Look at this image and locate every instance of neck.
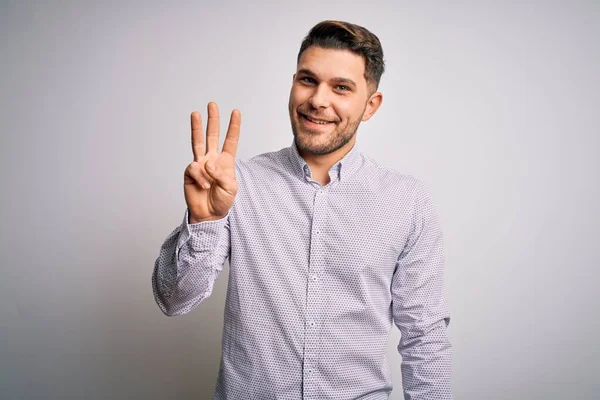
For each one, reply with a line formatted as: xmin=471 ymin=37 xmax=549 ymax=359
xmin=297 ymin=137 xmax=356 ymax=185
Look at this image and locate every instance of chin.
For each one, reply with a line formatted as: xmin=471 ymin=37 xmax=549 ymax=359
xmin=295 ymin=132 xmax=350 ymax=156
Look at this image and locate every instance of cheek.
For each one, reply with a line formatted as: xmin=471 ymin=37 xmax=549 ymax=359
xmin=290 ymin=86 xmax=306 ymax=107
xmin=333 ymin=99 xmax=360 ymax=121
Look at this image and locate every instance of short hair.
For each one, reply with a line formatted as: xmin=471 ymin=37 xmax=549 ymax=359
xmin=297 ymin=20 xmax=385 ymax=90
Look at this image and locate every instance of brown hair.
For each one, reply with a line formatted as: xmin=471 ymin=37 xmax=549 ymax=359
xmin=297 ymin=20 xmax=385 ymax=91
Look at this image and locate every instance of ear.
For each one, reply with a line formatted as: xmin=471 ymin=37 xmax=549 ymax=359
xmin=362 ymin=91 xmax=383 ymax=121
xmin=292 ymin=73 xmax=296 ymax=83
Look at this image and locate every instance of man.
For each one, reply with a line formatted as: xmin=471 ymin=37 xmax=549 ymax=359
xmin=153 ymin=20 xmax=452 ymax=400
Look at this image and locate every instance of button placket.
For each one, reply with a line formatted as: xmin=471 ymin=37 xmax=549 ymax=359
xmin=303 ymin=187 xmax=327 ymax=393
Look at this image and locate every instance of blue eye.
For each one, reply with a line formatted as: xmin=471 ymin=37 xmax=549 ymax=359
xmin=301 ymin=77 xmax=316 ymax=84
xmin=337 ymin=85 xmax=349 ymax=91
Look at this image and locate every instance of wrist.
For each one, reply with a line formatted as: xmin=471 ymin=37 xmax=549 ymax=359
xmin=188 ymin=213 xmax=225 ymax=224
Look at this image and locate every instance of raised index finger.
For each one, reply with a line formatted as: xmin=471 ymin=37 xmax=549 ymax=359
xmin=190 ymin=111 xmax=204 ymax=161
xmin=222 ymin=109 xmax=241 ymax=158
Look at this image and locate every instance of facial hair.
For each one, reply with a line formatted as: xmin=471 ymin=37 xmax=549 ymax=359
xmin=288 ymin=101 xmax=365 ymax=156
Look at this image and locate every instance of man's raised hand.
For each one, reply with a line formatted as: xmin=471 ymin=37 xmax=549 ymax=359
xmin=184 ymin=102 xmax=241 ymax=223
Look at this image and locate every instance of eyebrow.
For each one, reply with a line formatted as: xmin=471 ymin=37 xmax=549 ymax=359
xmin=297 ymin=68 xmax=357 ymax=87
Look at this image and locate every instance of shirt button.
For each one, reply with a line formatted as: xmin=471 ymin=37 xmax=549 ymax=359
xmin=309 ymin=321 xmax=316 ymax=327
xmin=312 ymin=275 xmax=318 ymax=282
xmin=316 ymin=230 xmax=320 ymax=235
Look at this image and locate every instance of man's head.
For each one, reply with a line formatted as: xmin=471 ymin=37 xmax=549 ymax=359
xmin=289 ymin=20 xmax=385 ymax=156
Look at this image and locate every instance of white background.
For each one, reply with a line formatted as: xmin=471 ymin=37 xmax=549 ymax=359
xmin=1 ymin=1 xmax=599 ymax=399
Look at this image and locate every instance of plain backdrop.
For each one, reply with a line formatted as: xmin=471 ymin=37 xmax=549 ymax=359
xmin=1 ymin=1 xmax=599 ymax=399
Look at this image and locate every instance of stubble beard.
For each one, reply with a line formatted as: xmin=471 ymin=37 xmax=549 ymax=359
xmin=289 ymin=104 xmax=363 ymax=156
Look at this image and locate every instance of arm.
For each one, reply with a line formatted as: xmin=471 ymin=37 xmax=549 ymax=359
xmin=152 ymin=103 xmax=240 ymax=316
xmin=152 ymin=208 xmax=231 ymax=316
xmin=391 ymin=180 xmax=453 ymax=399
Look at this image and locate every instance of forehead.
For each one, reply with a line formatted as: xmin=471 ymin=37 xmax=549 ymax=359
xmin=297 ymin=46 xmax=366 ymax=83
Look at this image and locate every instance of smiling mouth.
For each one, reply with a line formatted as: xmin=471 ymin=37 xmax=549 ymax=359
xmin=300 ymin=113 xmax=335 ymax=125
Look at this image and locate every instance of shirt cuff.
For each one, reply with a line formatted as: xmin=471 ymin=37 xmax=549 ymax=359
xmin=176 ymin=208 xmax=230 ymax=258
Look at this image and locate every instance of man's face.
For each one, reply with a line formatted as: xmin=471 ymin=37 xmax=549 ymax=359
xmin=288 ymin=46 xmax=381 ymax=156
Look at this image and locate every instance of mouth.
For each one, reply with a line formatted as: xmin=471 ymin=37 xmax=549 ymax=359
xmin=299 ymin=112 xmax=336 ymax=128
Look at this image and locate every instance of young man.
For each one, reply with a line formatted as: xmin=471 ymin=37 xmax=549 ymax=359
xmin=153 ymin=20 xmax=452 ymax=400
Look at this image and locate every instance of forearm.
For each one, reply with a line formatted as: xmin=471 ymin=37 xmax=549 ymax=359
xmin=399 ymin=318 xmax=453 ymax=399
xmin=152 ymin=209 xmax=230 ymax=316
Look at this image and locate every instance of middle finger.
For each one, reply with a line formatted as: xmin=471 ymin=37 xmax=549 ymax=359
xmin=206 ymin=102 xmax=220 ymax=153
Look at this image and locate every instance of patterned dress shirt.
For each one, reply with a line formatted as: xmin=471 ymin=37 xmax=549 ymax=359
xmin=152 ymin=139 xmax=453 ymax=399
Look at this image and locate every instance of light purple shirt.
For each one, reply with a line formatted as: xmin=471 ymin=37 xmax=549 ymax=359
xmin=153 ymin=140 xmax=453 ymax=399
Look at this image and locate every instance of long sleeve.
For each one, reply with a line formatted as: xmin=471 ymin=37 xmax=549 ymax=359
xmin=391 ymin=180 xmax=453 ymax=399
xmin=152 ymin=208 xmax=231 ymax=316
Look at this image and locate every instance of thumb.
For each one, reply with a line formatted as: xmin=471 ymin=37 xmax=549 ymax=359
xmin=205 ymin=160 xmax=234 ymax=188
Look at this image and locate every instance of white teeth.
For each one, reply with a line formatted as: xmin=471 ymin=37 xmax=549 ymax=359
xmin=305 ymin=116 xmax=330 ymax=125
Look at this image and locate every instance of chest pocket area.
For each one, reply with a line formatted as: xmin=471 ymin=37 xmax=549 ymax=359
xmin=319 ymin=213 xmax=404 ymax=280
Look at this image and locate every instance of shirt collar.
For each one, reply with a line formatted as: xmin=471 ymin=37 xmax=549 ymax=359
xmin=287 ymin=138 xmax=362 ymax=182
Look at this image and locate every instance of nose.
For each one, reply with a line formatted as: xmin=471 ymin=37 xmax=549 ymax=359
xmin=308 ymin=83 xmax=331 ymax=109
